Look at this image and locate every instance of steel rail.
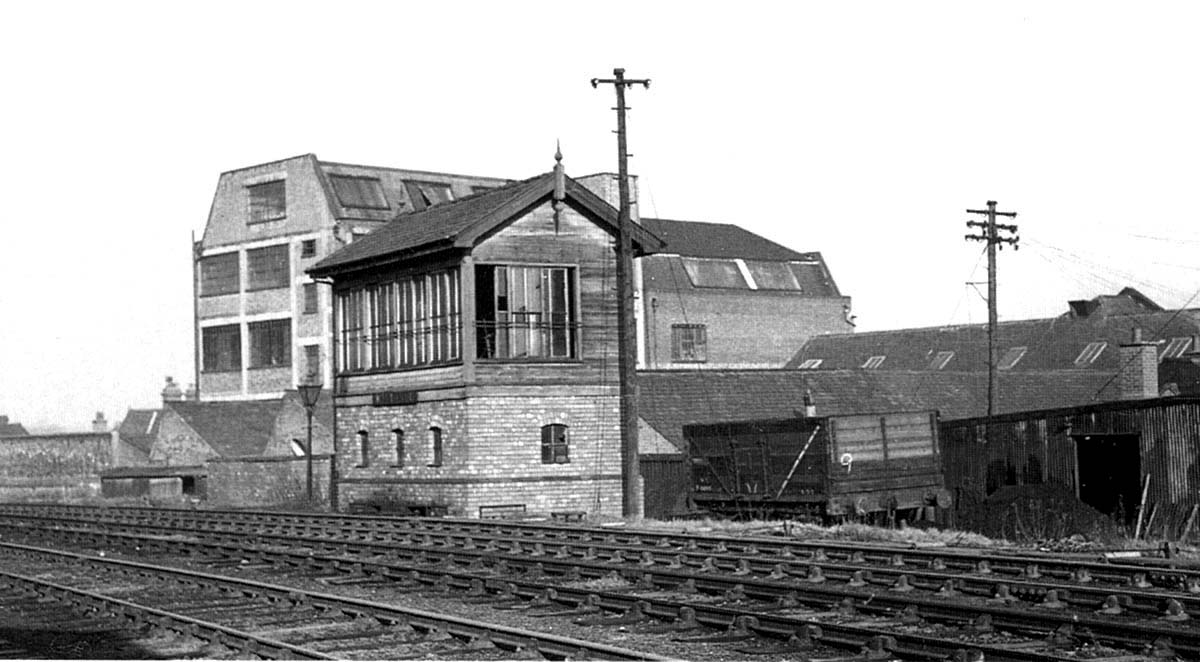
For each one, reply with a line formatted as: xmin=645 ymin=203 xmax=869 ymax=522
xmin=2 ymin=521 xmax=1178 ymax=661
xmin=0 ymin=569 xmax=334 ymax=659
xmin=3 ymin=509 xmax=1197 ymax=620
xmin=0 ymin=540 xmax=674 ymax=661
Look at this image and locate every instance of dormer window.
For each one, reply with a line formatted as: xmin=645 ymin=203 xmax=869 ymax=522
xmin=862 ymin=355 xmax=885 ymax=369
xmin=928 ymin=351 xmax=954 ymax=370
xmin=998 ymin=346 xmax=1027 ymax=370
xmin=248 ymin=180 xmax=286 ymax=223
xmin=681 ymin=258 xmax=748 ymax=289
xmin=1075 ymin=341 xmax=1107 ymax=365
xmin=1161 ymin=337 xmax=1192 ymax=361
xmin=330 ymin=175 xmax=388 ymax=210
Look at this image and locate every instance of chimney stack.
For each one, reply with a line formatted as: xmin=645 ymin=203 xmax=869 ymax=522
xmin=803 ymin=389 xmax=817 ymax=418
xmin=91 ymin=412 xmax=108 ymax=432
xmin=1118 ymin=328 xmax=1158 ymax=400
xmin=161 ymin=376 xmax=183 ymax=403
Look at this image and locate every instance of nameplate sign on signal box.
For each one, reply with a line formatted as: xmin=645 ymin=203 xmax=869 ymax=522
xmin=372 ymin=391 xmax=418 ymax=406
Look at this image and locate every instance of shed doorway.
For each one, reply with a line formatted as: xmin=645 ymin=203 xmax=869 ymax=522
xmin=1074 ymin=433 xmax=1141 ymax=524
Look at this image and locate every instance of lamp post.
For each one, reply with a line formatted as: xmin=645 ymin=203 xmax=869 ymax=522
xmin=297 ymin=379 xmax=323 ymax=504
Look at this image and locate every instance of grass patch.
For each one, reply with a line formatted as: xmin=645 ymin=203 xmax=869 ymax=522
xmin=625 ymin=517 xmax=997 ymax=548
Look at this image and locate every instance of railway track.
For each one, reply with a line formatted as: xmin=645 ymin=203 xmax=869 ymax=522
xmin=0 ymin=541 xmax=670 ymax=660
xmin=0 ymin=503 xmax=1192 ymax=660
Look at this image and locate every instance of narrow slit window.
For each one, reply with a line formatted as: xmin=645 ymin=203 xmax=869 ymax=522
xmin=357 ymin=430 xmax=369 ymax=467
xmin=392 ymin=429 xmax=405 ymax=467
xmin=429 ymin=427 xmax=443 ymax=467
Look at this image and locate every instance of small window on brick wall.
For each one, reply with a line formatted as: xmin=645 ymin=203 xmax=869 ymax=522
xmin=301 ymin=239 xmax=317 ymax=258
xmin=671 ymin=324 xmax=707 ymax=363
xmin=392 ymin=429 xmax=404 ymax=467
xmin=357 ymin=430 xmax=369 ymax=467
xmin=429 ymin=427 xmax=443 ymax=467
xmin=303 ymin=282 xmax=319 ymax=314
xmin=541 ymin=424 xmax=569 ymax=464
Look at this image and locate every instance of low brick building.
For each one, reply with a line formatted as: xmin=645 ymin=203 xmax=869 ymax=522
xmin=309 ymin=160 xmax=664 ymax=517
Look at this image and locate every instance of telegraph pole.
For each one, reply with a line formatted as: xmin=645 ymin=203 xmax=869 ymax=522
xmin=965 ymin=201 xmax=1019 ymax=422
xmin=592 ymin=68 xmax=650 ymax=518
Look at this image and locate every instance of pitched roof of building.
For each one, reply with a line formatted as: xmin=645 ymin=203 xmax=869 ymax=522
xmin=639 ymin=218 xmax=811 ymax=261
xmin=309 ymin=173 xmax=665 ymax=277
xmin=0 ymin=415 xmax=28 ymax=437
xmin=787 ymin=289 xmax=1200 ymax=372
xmin=167 ymin=400 xmax=283 ymax=458
xmin=117 ymin=409 xmax=161 ymax=453
xmin=638 ymin=369 xmax=1118 ymax=451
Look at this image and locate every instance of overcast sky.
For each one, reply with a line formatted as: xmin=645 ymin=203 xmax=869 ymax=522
xmin=3 ymin=2 xmax=1199 ymax=432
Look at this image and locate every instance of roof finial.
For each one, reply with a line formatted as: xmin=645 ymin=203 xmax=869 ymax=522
xmin=552 ymin=140 xmax=565 ymax=234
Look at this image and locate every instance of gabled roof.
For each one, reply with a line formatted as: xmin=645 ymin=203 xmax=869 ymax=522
xmin=640 ymin=218 xmax=810 ymax=261
xmin=309 ymin=173 xmax=665 ymax=277
xmin=0 ymin=418 xmax=28 ymax=436
xmin=167 ymin=400 xmax=283 ymax=458
xmin=117 ymin=409 xmax=161 ymax=453
xmin=788 ymin=290 xmax=1200 ymax=372
xmin=638 ymin=369 xmax=1118 ymax=451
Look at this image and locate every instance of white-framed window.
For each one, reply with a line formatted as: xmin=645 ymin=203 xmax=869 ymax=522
xmin=541 ymin=424 xmax=569 ymax=464
xmin=1075 ymin=341 xmax=1107 ymax=365
xmin=337 ymin=269 xmax=462 ymax=373
xmin=998 ymin=346 xmax=1027 ymax=370
xmin=928 ymin=351 xmax=954 ymax=370
xmin=1161 ymin=337 xmax=1192 ymax=361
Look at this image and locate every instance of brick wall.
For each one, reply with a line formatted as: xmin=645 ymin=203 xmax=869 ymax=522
xmin=0 ymin=433 xmax=114 ymax=501
xmin=332 ymin=389 xmax=624 ymax=517
xmin=206 ymin=455 xmax=332 ymax=507
xmin=645 ymin=288 xmax=851 ymax=368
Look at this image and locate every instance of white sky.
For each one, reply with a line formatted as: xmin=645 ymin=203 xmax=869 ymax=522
xmin=3 ymin=1 xmax=1200 ymax=432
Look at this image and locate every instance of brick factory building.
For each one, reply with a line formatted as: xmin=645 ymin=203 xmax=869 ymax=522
xmin=194 ymin=154 xmax=511 ymax=401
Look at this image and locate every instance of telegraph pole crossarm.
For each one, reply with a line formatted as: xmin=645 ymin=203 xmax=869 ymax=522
xmin=592 ymin=68 xmax=650 ymax=518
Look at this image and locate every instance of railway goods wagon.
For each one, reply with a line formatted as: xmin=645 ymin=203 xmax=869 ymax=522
xmin=684 ymin=411 xmax=951 ymax=521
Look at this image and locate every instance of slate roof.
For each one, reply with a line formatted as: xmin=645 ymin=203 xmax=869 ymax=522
xmin=309 ymin=173 xmax=665 ymax=277
xmin=100 ymin=465 xmax=206 ymax=479
xmin=638 ymin=369 xmax=1118 ymax=451
xmin=167 ymin=400 xmax=283 ymax=458
xmin=0 ymin=416 xmax=28 ymax=437
xmin=639 ymin=218 xmax=811 ymax=261
xmin=117 ymin=409 xmax=161 ymax=454
xmin=787 ymin=289 xmax=1200 ymax=372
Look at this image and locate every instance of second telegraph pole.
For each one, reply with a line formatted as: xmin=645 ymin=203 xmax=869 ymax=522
xmin=965 ymin=201 xmax=1019 ymax=422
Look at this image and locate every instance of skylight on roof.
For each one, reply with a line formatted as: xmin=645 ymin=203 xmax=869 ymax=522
xmin=744 ymin=261 xmax=801 ymax=290
xmin=1074 ymin=341 xmax=1107 ymax=365
xmin=862 ymin=355 xmax=885 ymax=369
xmin=415 ymin=182 xmax=454 ymax=206
xmin=998 ymin=346 xmax=1027 ymax=370
xmin=330 ymin=175 xmax=388 ymax=210
xmin=928 ymin=351 xmax=954 ymax=370
xmin=797 ymin=359 xmax=823 ymax=370
xmin=681 ymin=258 xmax=748 ymax=289
xmin=1161 ymin=336 xmax=1192 ymax=361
